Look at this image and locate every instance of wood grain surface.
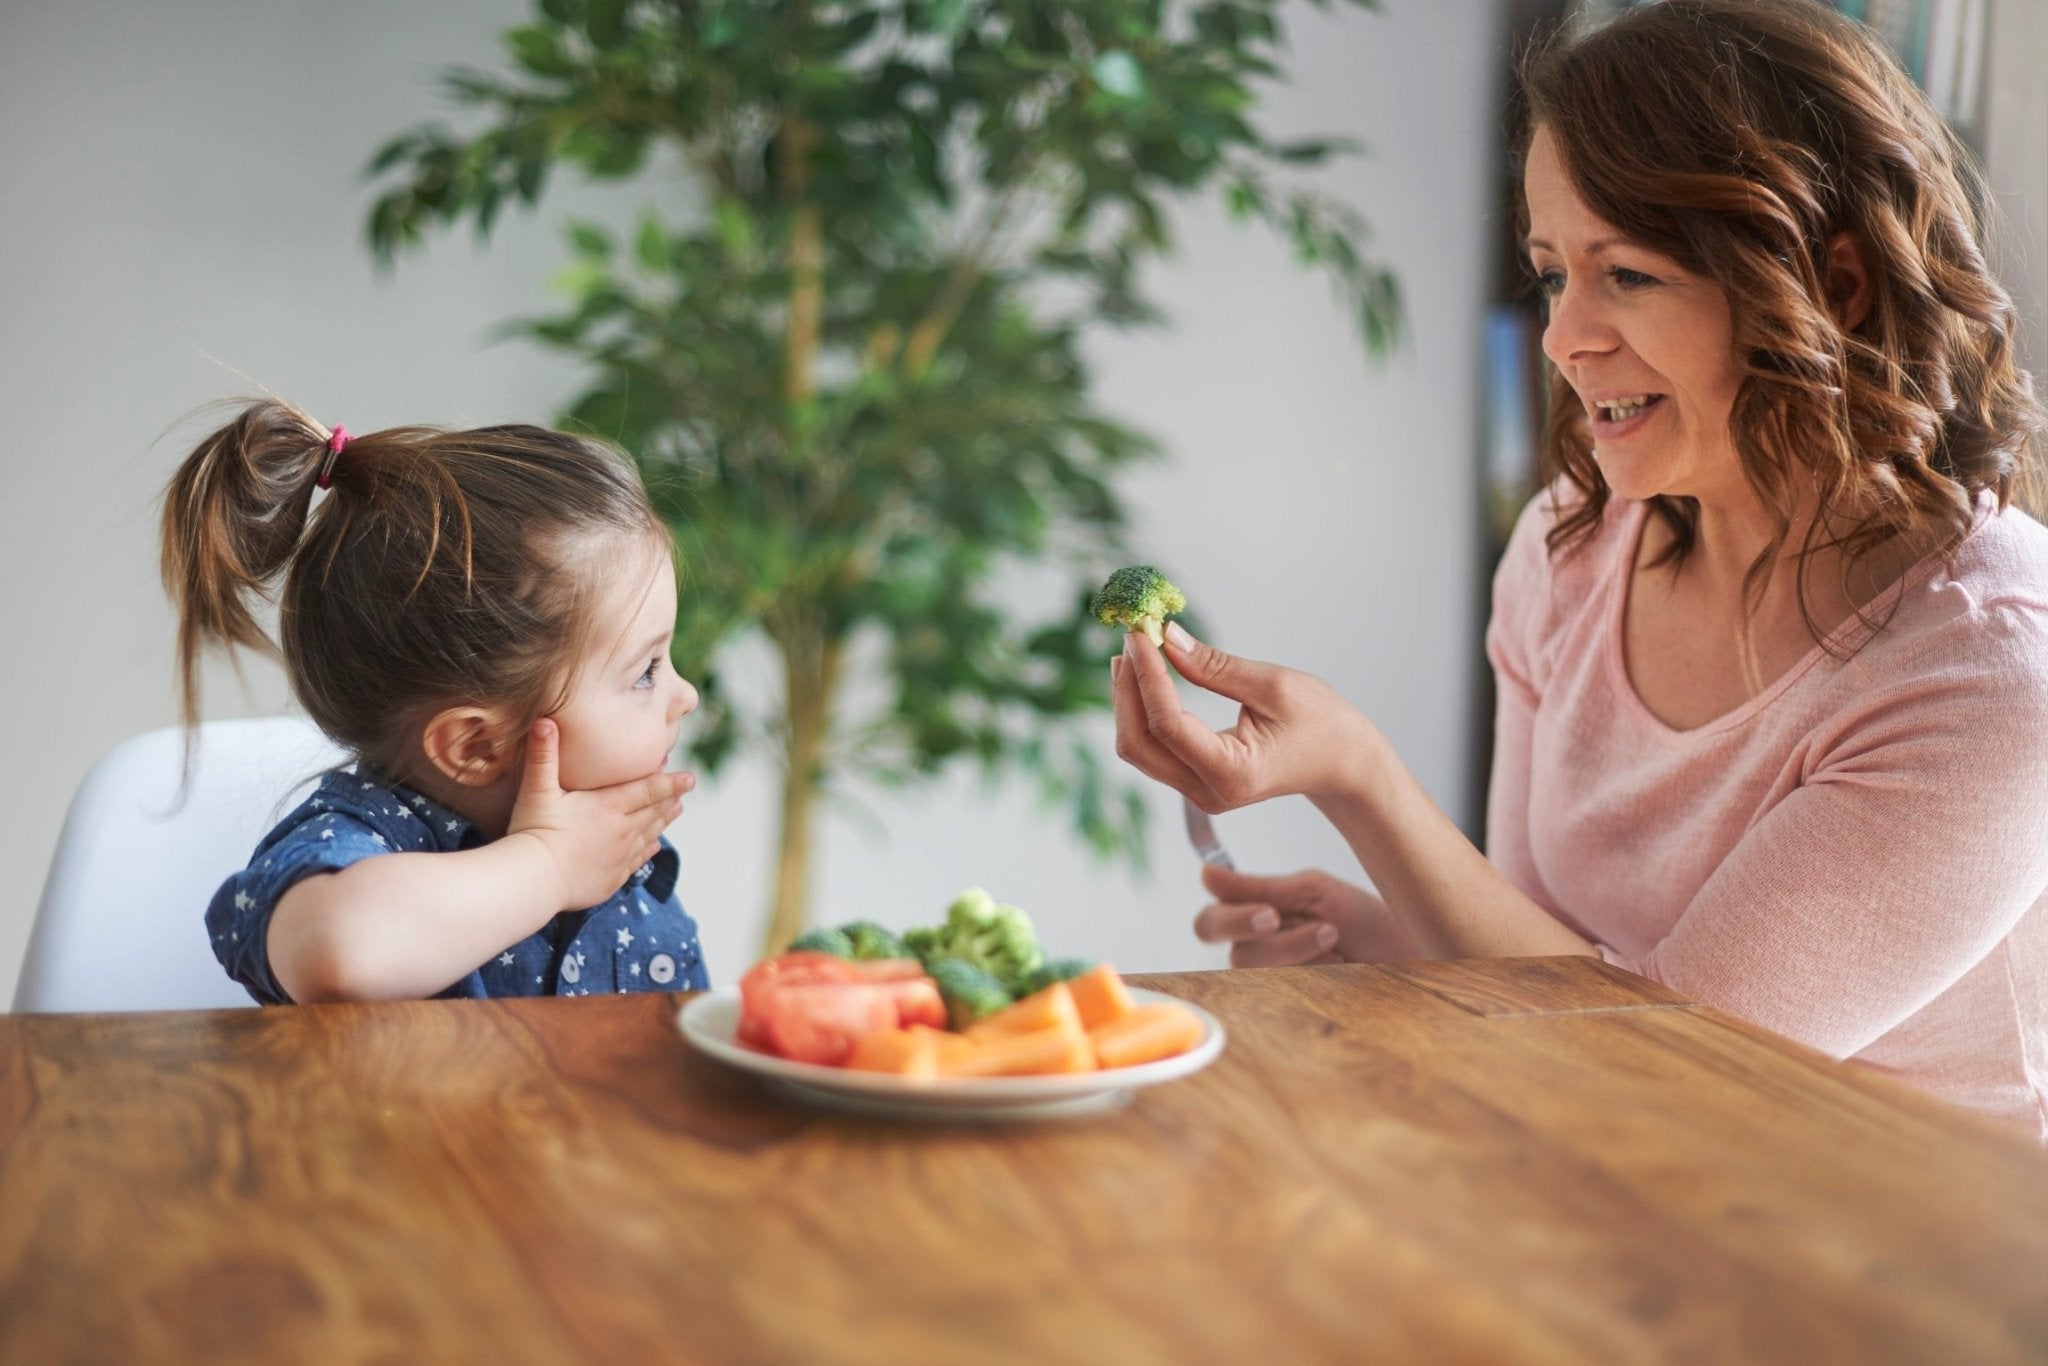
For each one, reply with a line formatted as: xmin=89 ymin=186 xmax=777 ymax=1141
xmin=0 ymin=959 xmax=2041 ymax=1365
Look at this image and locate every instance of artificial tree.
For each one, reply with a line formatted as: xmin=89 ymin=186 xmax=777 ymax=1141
xmin=366 ymin=0 xmax=1398 ymax=953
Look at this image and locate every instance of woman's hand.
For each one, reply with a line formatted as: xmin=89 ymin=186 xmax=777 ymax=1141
xmin=1111 ymin=623 xmax=1374 ymax=813
xmin=506 ymin=719 xmax=692 ymax=911
xmin=1194 ymin=863 xmax=1425 ymax=967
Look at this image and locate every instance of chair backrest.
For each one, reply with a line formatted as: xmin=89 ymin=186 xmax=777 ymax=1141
xmin=15 ymin=716 xmax=348 ymax=1013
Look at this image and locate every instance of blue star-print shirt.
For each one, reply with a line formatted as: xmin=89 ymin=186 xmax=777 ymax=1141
xmin=206 ymin=766 xmax=709 ymax=1004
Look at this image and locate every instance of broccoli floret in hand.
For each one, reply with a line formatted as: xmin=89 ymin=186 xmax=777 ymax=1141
xmin=926 ymin=957 xmax=1015 ymax=1028
xmin=906 ymin=888 xmax=1045 ymax=993
xmin=1091 ymin=565 xmax=1187 ymax=646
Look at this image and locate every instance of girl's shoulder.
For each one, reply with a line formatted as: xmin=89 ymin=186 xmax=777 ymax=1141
xmin=253 ymin=767 xmax=462 ymax=861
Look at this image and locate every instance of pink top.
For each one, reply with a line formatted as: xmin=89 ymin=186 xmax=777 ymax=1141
xmin=1486 ymin=485 xmax=2048 ymax=1137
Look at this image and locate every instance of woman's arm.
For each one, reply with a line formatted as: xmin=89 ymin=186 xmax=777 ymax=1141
xmin=1112 ymin=626 xmax=1593 ymax=960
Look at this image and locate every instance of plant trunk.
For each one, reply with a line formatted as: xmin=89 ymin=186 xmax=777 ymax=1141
xmin=761 ymin=628 xmax=841 ymax=956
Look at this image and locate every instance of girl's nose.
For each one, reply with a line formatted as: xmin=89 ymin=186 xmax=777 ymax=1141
xmin=669 ymin=676 xmax=699 ymax=722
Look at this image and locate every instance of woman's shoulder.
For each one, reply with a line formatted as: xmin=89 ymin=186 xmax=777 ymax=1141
xmin=1493 ymin=481 xmax=1636 ymax=622
xmin=1488 ymin=480 xmax=1637 ymax=686
xmin=1855 ymin=502 xmax=2048 ymax=715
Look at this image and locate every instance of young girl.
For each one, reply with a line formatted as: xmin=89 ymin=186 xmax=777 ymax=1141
xmin=162 ymin=400 xmax=707 ymax=1003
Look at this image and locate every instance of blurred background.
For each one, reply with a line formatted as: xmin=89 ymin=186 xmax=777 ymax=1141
xmin=1 ymin=0 xmax=2041 ymax=994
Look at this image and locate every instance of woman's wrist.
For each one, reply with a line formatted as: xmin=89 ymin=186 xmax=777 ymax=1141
xmin=1305 ymin=710 xmax=1396 ymax=822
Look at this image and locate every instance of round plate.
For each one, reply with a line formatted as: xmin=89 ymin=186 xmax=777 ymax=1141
xmin=677 ymin=986 xmax=1226 ymax=1122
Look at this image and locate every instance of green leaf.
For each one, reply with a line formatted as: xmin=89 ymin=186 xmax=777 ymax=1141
xmin=634 ymin=215 xmax=668 ymax=272
xmin=567 ymin=221 xmax=614 ymax=258
xmin=505 ymin=25 xmax=574 ymax=78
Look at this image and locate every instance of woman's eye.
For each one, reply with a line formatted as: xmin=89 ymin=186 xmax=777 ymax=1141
xmin=1609 ymin=266 xmax=1657 ymax=289
xmin=1533 ymin=268 xmax=1564 ymax=298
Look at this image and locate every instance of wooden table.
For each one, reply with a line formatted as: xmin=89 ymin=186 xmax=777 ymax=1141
xmin=1 ymin=958 xmax=2042 ymax=1364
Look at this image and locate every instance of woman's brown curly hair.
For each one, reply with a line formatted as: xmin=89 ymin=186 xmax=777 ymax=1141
xmin=1518 ymin=0 xmax=2045 ymax=644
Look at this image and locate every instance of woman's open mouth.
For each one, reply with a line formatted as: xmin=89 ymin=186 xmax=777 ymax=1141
xmin=1589 ymin=393 xmax=1665 ymax=439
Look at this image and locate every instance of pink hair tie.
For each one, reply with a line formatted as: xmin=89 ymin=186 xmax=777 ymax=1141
xmin=315 ymin=425 xmax=350 ymax=490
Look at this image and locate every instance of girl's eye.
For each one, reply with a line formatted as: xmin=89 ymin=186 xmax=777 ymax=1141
xmin=636 ymin=657 xmax=660 ymax=689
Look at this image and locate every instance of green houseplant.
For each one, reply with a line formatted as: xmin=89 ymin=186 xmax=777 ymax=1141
xmin=366 ymin=0 xmax=1399 ymax=953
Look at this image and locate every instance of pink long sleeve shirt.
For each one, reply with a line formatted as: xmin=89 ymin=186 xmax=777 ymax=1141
xmin=1486 ymin=486 xmax=2048 ymax=1137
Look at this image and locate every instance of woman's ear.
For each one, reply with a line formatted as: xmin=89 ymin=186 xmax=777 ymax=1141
xmin=1825 ymin=229 xmax=1874 ymax=332
xmin=421 ymin=706 xmax=518 ymax=788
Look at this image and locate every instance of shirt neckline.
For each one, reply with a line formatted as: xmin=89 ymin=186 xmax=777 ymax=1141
xmin=1601 ymin=494 xmax=1983 ymax=740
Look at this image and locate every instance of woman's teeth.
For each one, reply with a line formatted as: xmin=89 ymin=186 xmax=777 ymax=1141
xmin=1596 ymin=394 xmax=1658 ymax=421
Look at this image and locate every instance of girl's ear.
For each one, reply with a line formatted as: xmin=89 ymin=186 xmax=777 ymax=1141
xmin=1824 ymin=229 xmax=1874 ymax=332
xmin=421 ymin=706 xmax=518 ymax=788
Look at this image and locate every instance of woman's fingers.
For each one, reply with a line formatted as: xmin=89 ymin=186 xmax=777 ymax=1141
xmin=1110 ymin=650 xmax=1223 ymax=806
xmin=1228 ymin=920 xmax=1341 ymax=968
xmin=1192 ymin=899 xmax=1281 ymax=945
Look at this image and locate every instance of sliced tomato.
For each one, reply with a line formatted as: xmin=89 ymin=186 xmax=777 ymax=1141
xmin=846 ymin=958 xmax=928 ymax=983
xmin=752 ymin=981 xmax=900 ymax=1065
xmin=741 ymin=951 xmax=861 ymax=990
xmin=882 ymin=977 xmax=947 ymax=1031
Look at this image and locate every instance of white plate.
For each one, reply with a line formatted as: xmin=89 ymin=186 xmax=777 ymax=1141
xmin=677 ymin=986 xmax=1226 ymax=1122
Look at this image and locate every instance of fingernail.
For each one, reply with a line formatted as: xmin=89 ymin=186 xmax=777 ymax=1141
xmin=1111 ymin=655 xmax=1123 ymax=681
xmin=1251 ymin=909 xmax=1279 ymax=933
xmin=1165 ymin=621 xmax=1195 ymax=652
xmin=1314 ymin=924 xmax=1339 ymax=949
xmin=1123 ymin=631 xmax=1138 ymax=658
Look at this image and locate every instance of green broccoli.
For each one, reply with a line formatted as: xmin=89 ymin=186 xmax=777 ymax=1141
xmin=925 ymin=957 xmax=1015 ymax=1028
xmin=904 ymin=887 xmax=1045 ymax=993
xmin=787 ymin=926 xmax=855 ymax=958
xmin=1090 ymin=565 xmax=1188 ymax=646
xmin=1021 ymin=957 xmax=1097 ymax=997
xmin=840 ymin=920 xmax=909 ymax=962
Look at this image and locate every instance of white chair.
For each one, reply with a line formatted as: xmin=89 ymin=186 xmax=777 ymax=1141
xmin=15 ymin=716 xmax=348 ymax=1013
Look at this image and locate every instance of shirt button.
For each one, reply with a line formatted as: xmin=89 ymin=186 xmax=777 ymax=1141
xmin=648 ymin=954 xmax=676 ymax=985
xmin=561 ymin=956 xmax=582 ymax=985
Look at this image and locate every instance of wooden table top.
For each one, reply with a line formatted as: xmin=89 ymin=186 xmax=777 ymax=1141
xmin=1 ymin=957 xmax=2042 ymax=1364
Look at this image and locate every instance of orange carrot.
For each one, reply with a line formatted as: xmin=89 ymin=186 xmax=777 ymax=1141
xmin=1064 ymin=964 xmax=1135 ymax=1031
xmin=965 ymin=982 xmax=1082 ymax=1040
xmin=941 ymin=1019 xmax=1096 ymax=1076
xmin=844 ymin=1028 xmax=940 ymax=1078
xmin=1089 ymin=1002 xmax=1204 ymax=1069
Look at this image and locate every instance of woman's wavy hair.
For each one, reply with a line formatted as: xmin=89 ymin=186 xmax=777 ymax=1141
xmin=161 ymin=399 xmax=667 ymax=784
xmin=1518 ymin=0 xmax=2044 ymax=644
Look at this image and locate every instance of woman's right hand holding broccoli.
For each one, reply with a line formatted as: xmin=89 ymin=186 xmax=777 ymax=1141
xmin=507 ymin=719 xmax=692 ymax=912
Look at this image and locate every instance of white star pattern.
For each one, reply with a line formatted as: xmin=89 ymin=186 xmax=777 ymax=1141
xmin=630 ymin=962 xmax=642 ymax=976
xmin=320 ymin=828 xmax=336 ymax=840
xmin=369 ymin=833 xmax=387 ymax=848
xmin=311 ymin=798 xmax=326 ymax=809
xmin=445 ymin=820 xmax=460 ymax=833
xmin=499 ymin=952 xmax=515 ymax=966
xmin=617 ymin=927 xmax=634 ymax=948
xmin=235 ymin=890 xmax=254 ymax=912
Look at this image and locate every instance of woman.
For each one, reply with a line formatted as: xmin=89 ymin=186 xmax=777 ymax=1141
xmin=1110 ymin=0 xmax=2048 ymax=1136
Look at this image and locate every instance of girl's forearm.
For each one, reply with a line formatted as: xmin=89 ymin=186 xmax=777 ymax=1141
xmin=1311 ymin=727 xmax=1594 ymax=960
xmin=269 ymin=836 xmax=567 ymax=1002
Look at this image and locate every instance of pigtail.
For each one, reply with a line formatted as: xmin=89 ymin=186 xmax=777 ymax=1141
xmin=159 ymin=400 xmax=332 ymax=729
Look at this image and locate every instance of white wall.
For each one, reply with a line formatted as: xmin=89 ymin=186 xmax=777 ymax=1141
xmin=0 ymin=0 xmax=1500 ymax=995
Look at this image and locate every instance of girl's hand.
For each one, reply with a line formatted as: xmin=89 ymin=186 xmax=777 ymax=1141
xmin=506 ymin=719 xmax=693 ymax=911
xmin=1194 ymin=863 xmax=1424 ymax=967
xmin=1111 ymin=623 xmax=1373 ymax=813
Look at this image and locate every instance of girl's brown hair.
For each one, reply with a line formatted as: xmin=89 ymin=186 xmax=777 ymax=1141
xmin=161 ymin=400 xmax=666 ymax=780
xmin=1519 ymin=0 xmax=2045 ymax=641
